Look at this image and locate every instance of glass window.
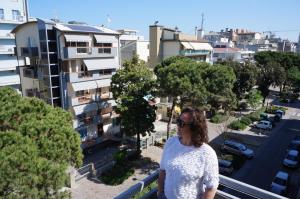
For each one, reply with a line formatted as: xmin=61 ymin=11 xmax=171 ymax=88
xmin=0 ymin=9 xmax=4 ymax=20
xmin=12 ymin=10 xmax=20 ymax=20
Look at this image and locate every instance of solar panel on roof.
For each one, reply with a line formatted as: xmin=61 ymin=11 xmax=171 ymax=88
xmin=64 ymin=24 xmax=104 ymax=33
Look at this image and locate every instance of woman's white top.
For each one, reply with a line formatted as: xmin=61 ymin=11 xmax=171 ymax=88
xmin=160 ymin=136 xmax=219 ymax=199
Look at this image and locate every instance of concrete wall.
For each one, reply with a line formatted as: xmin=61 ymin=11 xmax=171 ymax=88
xmin=15 ymin=22 xmax=39 ymax=56
xmin=163 ymin=41 xmax=180 ymax=59
xmin=149 ymin=26 xmax=163 ymax=68
xmin=136 ymin=41 xmax=149 ymax=63
xmin=0 ymin=0 xmax=25 ymax=20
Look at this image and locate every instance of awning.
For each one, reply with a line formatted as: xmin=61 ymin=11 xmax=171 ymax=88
xmin=73 ymin=103 xmax=98 ymax=115
xmin=71 ymin=81 xmax=98 ymax=91
xmin=64 ymin=34 xmax=92 ymax=42
xmin=181 ymin=42 xmax=194 ymax=50
xmin=83 ymin=58 xmax=118 ymax=71
xmin=181 ymin=42 xmax=213 ymax=51
xmin=190 ymin=42 xmax=213 ymax=51
xmin=95 ymin=78 xmax=111 ymax=88
xmin=94 ymin=35 xmax=118 ymax=43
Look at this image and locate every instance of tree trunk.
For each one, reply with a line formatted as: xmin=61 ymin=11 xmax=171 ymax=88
xmin=166 ymin=100 xmax=176 ymax=139
xmin=136 ymin=131 xmax=141 ymax=155
xmin=262 ymin=96 xmax=266 ymax=107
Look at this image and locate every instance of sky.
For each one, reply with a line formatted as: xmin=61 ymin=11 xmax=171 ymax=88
xmin=28 ymin=0 xmax=300 ymax=42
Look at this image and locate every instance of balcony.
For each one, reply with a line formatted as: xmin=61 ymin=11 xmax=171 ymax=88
xmin=115 ymin=170 xmax=288 ymax=199
xmin=62 ymin=47 xmax=117 ymax=60
xmin=0 ymin=15 xmax=24 ymax=24
xmin=0 ymin=33 xmax=14 ymax=39
xmin=0 ymin=46 xmax=14 ymax=54
xmin=70 ymin=94 xmax=96 ymax=106
xmin=100 ymin=92 xmax=111 ymax=100
xmin=180 ymin=49 xmax=211 ymax=56
xmin=65 ymin=71 xmax=112 ymax=83
xmin=0 ymin=73 xmax=20 ymax=86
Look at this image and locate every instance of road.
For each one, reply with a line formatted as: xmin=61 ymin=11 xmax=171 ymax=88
xmin=232 ymin=111 xmax=300 ymax=198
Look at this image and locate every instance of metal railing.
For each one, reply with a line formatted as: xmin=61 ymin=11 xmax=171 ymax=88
xmin=114 ymin=170 xmax=288 ymax=199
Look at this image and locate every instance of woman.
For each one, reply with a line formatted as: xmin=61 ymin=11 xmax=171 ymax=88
xmin=158 ymin=107 xmax=219 ymax=199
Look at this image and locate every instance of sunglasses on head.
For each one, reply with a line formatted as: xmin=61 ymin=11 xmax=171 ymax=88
xmin=176 ymin=118 xmax=193 ymax=127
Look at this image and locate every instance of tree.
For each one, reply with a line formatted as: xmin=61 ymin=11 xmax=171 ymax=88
xmin=154 ymin=56 xmax=208 ymax=138
xmin=202 ymin=64 xmax=237 ymax=115
xmin=246 ymin=89 xmax=263 ymax=110
xmin=287 ymin=66 xmax=300 ymax=88
xmin=0 ymin=87 xmax=82 ymax=198
xmin=111 ymin=56 xmax=156 ymax=155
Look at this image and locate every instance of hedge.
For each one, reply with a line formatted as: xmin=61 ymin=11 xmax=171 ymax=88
xmin=210 ymin=113 xmax=228 ymax=124
xmin=228 ymin=120 xmax=247 ymax=130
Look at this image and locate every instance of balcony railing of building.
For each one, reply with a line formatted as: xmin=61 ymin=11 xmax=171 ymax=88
xmin=180 ymin=49 xmax=211 ymax=56
xmin=65 ymin=71 xmax=113 ymax=83
xmin=62 ymin=47 xmax=117 ymax=59
xmin=0 ymin=46 xmax=14 ymax=54
xmin=115 ymin=170 xmax=288 ymax=199
xmin=0 ymin=15 xmax=24 ymax=23
xmin=0 ymin=33 xmax=14 ymax=39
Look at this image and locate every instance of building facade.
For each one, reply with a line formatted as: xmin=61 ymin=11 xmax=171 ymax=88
xmin=13 ymin=19 xmax=121 ymax=149
xmin=118 ymin=29 xmax=149 ymax=64
xmin=212 ymin=48 xmax=255 ymax=63
xmin=149 ymin=25 xmax=213 ymax=68
xmin=0 ymin=0 xmax=27 ymax=91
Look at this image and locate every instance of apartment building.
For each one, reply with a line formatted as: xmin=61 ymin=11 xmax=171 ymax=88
xmin=213 ymin=47 xmax=255 ymax=63
xmin=0 ymin=0 xmax=26 ymax=91
xmin=149 ymin=25 xmax=213 ymax=68
xmin=118 ymin=29 xmax=149 ymax=65
xmin=12 ymin=18 xmax=121 ymax=149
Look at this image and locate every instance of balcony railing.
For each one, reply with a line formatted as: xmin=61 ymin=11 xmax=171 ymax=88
xmin=0 ymin=15 xmax=24 ymax=23
xmin=65 ymin=71 xmax=112 ymax=83
xmin=115 ymin=170 xmax=288 ymax=199
xmin=100 ymin=92 xmax=110 ymax=100
xmin=77 ymin=95 xmax=93 ymax=104
xmin=180 ymin=49 xmax=211 ymax=56
xmin=0 ymin=46 xmax=14 ymax=54
xmin=62 ymin=47 xmax=117 ymax=59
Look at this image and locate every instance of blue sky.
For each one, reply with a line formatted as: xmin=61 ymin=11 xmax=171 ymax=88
xmin=29 ymin=0 xmax=300 ymax=41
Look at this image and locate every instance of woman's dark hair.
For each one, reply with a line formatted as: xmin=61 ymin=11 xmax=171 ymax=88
xmin=181 ymin=107 xmax=208 ymax=147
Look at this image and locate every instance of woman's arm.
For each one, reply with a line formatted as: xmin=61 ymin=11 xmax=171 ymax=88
xmin=202 ymin=188 xmax=217 ymax=199
xmin=157 ymin=170 xmax=166 ymax=196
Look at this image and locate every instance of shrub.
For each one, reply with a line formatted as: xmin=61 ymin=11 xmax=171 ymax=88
xmin=210 ymin=113 xmax=228 ymax=124
xmin=265 ymin=106 xmax=288 ymax=114
xmin=100 ymin=164 xmax=134 ymax=185
xmin=113 ymin=149 xmax=127 ymax=164
xmin=228 ymin=120 xmax=247 ymax=130
xmin=240 ymin=116 xmax=252 ymax=126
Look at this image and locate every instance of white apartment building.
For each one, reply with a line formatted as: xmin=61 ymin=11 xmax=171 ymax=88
xmin=12 ymin=18 xmax=121 ymax=149
xmin=213 ymin=47 xmax=255 ymax=63
xmin=118 ymin=29 xmax=149 ymax=64
xmin=0 ymin=0 xmax=26 ymax=91
xmin=149 ymin=25 xmax=213 ymax=68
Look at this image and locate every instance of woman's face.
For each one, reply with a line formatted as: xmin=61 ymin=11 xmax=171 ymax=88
xmin=177 ymin=112 xmax=193 ymax=137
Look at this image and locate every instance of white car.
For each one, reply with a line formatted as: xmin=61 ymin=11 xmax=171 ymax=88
xmin=283 ymin=150 xmax=299 ymax=168
xmin=254 ymin=120 xmax=272 ymax=130
xmin=270 ymin=171 xmax=289 ymax=196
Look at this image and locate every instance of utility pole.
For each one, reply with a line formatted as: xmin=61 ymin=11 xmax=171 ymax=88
xmin=201 ymin=13 xmax=205 ymax=31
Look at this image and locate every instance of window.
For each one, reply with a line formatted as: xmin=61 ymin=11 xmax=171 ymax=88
xmin=12 ymin=10 xmax=20 ymax=20
xmin=0 ymin=9 xmax=4 ymax=20
xmin=98 ymin=48 xmax=111 ymax=54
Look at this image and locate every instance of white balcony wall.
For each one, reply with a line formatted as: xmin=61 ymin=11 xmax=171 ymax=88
xmin=0 ymin=56 xmax=23 ymax=71
xmin=0 ymin=71 xmax=20 ymax=86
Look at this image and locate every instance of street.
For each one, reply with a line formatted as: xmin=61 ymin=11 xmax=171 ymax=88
xmin=232 ymin=110 xmax=300 ymax=198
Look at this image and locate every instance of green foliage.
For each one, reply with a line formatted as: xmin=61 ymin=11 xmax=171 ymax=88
xmin=265 ymin=106 xmax=288 ymax=114
xmin=100 ymin=164 xmax=134 ymax=185
xmin=131 ymin=181 xmax=157 ymax=199
xmin=228 ymin=120 xmax=247 ymax=130
xmin=220 ymin=154 xmax=246 ymax=169
xmin=111 ymin=56 xmax=157 ymax=154
xmin=203 ymin=64 xmax=237 ymax=113
xmin=210 ymin=113 xmax=228 ymax=124
xmin=0 ymin=87 xmax=82 ymax=198
xmin=246 ymin=89 xmax=263 ymax=110
xmin=113 ymin=150 xmax=127 ymax=164
xmin=219 ymin=61 xmax=258 ymax=101
xmin=240 ymin=116 xmax=252 ymax=126
xmin=247 ymin=108 xmax=266 ymax=122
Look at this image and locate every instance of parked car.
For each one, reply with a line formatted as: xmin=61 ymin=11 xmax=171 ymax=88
xmin=270 ymin=171 xmax=289 ymax=196
xmin=291 ymin=135 xmax=300 ymax=145
xmin=221 ymin=140 xmax=254 ymax=159
xmin=260 ymin=113 xmax=269 ymax=120
xmin=253 ymin=120 xmax=273 ymax=130
xmin=218 ymin=159 xmax=234 ymax=175
xmin=275 ymin=109 xmax=285 ymax=116
xmin=283 ymin=150 xmax=299 ymax=168
xmin=287 ymin=141 xmax=300 ymax=152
